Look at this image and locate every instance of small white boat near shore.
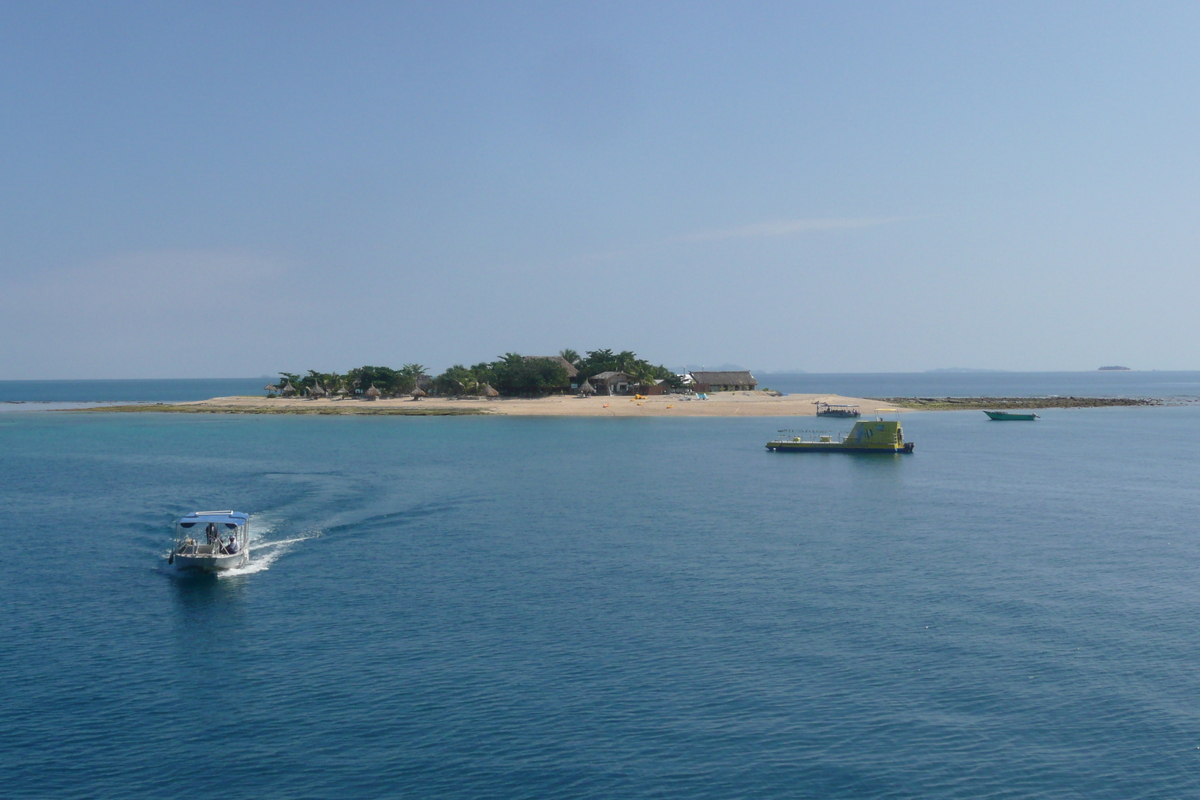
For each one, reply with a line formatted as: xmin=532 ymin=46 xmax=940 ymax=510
xmin=169 ymin=510 xmax=250 ymax=572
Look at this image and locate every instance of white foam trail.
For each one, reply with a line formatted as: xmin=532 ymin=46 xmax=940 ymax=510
xmin=216 ymin=529 xmax=320 ymax=578
xmin=254 ymin=535 xmax=317 ymax=548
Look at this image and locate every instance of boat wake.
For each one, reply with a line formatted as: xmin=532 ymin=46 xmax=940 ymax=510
xmin=215 ymin=528 xmax=321 ymax=578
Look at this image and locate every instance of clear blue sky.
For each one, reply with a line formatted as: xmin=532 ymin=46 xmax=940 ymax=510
xmin=2 ymin=1 xmax=1197 ymax=378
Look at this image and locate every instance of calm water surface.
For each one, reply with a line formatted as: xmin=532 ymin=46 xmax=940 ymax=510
xmin=1 ymin=407 xmax=1198 ymax=798
xmin=3 ymin=371 xmax=1199 ymax=407
xmin=762 ymin=370 xmax=1200 ymax=399
xmin=0 ymin=378 xmax=270 ymax=405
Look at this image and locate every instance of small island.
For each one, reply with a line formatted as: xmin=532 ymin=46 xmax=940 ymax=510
xmin=90 ymin=348 xmax=890 ymax=417
xmin=81 ymin=349 xmax=1171 ymax=417
xmin=1098 ymin=366 xmax=1132 ymax=371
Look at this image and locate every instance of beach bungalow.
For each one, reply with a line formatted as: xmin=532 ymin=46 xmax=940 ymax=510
xmin=689 ymin=371 xmax=758 ymax=392
xmin=591 ymin=371 xmax=635 ymax=395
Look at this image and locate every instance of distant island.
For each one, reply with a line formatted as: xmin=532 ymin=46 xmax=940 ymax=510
xmin=925 ymin=368 xmax=1010 ymax=374
xmin=1098 ymin=366 xmax=1132 ymax=371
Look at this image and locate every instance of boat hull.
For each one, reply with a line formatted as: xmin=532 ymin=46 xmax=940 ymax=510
xmin=171 ymin=551 xmax=249 ymax=572
xmin=983 ymin=411 xmax=1039 ymax=420
xmin=766 ymin=442 xmax=914 ymax=453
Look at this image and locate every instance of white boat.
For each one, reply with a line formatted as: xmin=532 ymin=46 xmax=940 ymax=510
xmin=169 ymin=510 xmax=250 ymax=571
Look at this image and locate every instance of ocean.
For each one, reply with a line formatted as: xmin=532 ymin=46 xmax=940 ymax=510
xmin=0 ymin=378 xmax=270 ymax=410
xmin=759 ymin=370 xmax=1200 ymax=399
xmin=2 ymin=377 xmax=1199 ymax=798
xmin=3 ymin=371 xmax=1198 ymax=409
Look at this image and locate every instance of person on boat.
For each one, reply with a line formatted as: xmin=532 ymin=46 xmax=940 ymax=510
xmin=227 ymin=535 xmax=238 ymax=554
xmin=205 ymin=523 xmax=217 ymax=544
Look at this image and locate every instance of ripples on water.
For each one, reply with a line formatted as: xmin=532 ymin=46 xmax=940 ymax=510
xmin=1 ymin=409 xmax=1199 ymax=798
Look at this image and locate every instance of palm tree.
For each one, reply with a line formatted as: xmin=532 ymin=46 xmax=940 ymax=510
xmin=587 ymin=348 xmax=614 ymax=364
xmin=559 ymin=349 xmax=581 ymax=366
xmin=497 ymin=353 xmax=525 ymax=368
xmin=398 ymin=363 xmax=428 ymax=393
xmin=401 ymin=363 xmax=428 ymax=378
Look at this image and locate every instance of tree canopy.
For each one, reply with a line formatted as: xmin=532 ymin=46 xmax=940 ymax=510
xmin=273 ymin=348 xmax=675 ymax=398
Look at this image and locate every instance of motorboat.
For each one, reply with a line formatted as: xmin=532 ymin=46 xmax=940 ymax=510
xmin=169 ymin=510 xmax=250 ymax=571
xmin=815 ymin=402 xmax=861 ymax=418
xmin=767 ymin=418 xmax=915 ymax=453
xmin=983 ymin=410 xmax=1039 ymax=420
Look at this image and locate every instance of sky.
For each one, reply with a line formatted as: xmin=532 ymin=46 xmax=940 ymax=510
xmin=2 ymin=1 xmax=1199 ymax=378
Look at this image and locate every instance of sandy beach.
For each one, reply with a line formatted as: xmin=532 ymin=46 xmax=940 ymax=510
xmin=160 ymin=392 xmax=900 ymax=417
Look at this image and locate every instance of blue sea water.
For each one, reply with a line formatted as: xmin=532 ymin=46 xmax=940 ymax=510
xmin=0 ymin=378 xmax=269 ymax=409
xmin=2 ymin=399 xmax=1200 ymax=798
xmin=761 ymin=370 xmax=1200 ymax=399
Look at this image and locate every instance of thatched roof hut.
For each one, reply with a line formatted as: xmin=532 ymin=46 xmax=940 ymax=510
xmin=590 ymin=371 xmax=633 ymax=395
xmin=688 ymin=370 xmax=757 ymax=392
xmin=280 ymin=380 xmax=297 ymax=397
xmin=524 ymin=355 xmax=579 ymax=378
xmin=365 ymin=383 xmax=382 ymax=400
xmin=578 ymin=380 xmax=595 ymax=396
xmin=481 ymin=382 xmax=500 ymax=398
xmin=410 ymin=386 xmax=426 ymax=400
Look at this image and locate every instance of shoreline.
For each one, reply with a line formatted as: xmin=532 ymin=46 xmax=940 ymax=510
xmin=71 ymin=392 xmax=1172 ymax=417
xmin=873 ymin=396 xmax=1166 ymax=411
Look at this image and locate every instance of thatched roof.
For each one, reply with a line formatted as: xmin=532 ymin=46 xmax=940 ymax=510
xmin=481 ymin=382 xmax=500 ymax=397
xmin=280 ymin=380 xmax=297 ymax=396
xmin=689 ymin=371 xmax=757 ymax=387
xmin=590 ymin=371 xmax=633 ymax=382
xmin=365 ymin=383 xmax=382 ymax=399
xmin=410 ymin=386 xmax=426 ymax=398
xmin=579 ymin=380 xmax=595 ymax=395
xmin=524 ymin=355 xmax=579 ymax=378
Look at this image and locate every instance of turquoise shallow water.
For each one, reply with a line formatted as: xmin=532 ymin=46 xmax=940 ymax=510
xmin=2 ymin=407 xmax=1199 ymax=798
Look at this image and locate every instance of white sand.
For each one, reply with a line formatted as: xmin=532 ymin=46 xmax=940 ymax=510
xmin=182 ymin=392 xmax=903 ymax=417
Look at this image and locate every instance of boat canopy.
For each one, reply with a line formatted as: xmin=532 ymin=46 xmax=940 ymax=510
xmin=176 ymin=511 xmax=249 ymax=529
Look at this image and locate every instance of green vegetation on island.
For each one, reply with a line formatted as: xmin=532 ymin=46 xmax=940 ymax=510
xmin=89 ymin=403 xmax=485 ymax=416
xmin=268 ymin=349 xmax=679 ymax=399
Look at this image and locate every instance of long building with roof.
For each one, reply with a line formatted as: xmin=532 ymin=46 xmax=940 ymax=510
xmin=688 ymin=371 xmax=757 ymax=391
